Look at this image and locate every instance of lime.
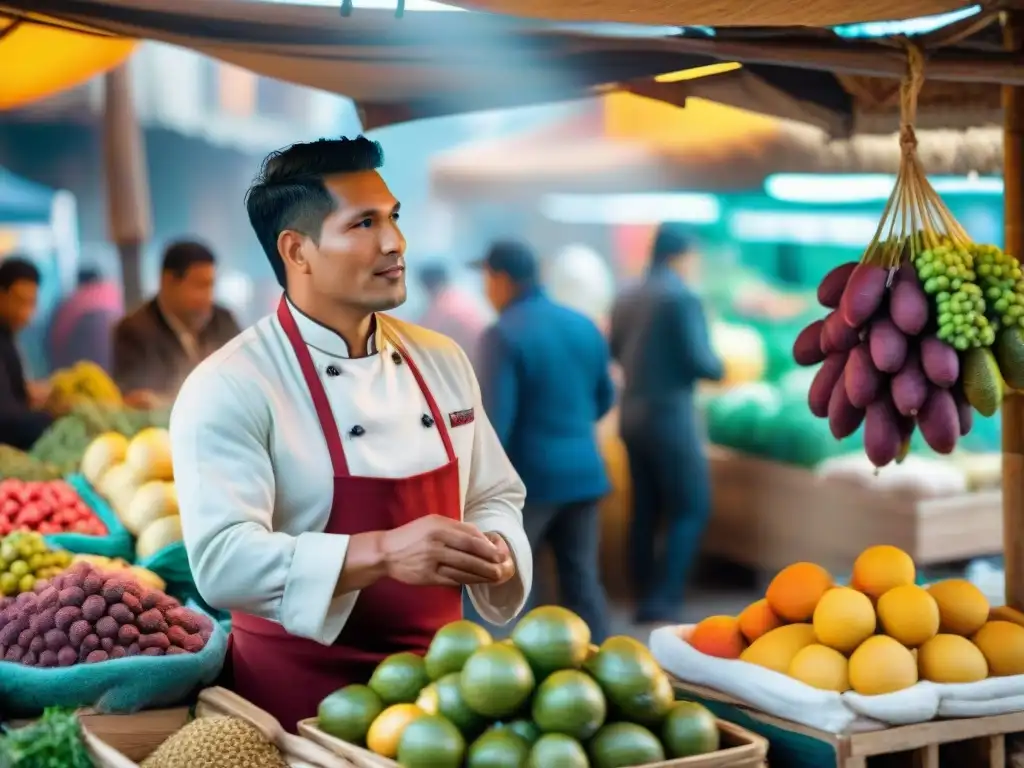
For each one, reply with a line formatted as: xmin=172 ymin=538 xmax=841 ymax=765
xmin=589 ymin=722 xmax=664 ymax=768
xmin=466 ymin=729 xmax=530 ymax=768
xmin=434 ymin=672 xmax=487 ymax=738
xmin=0 ymin=573 xmax=17 ymax=596
xmin=662 ymin=701 xmax=720 ymax=758
xmin=18 ymin=574 xmax=34 ymax=594
xmin=317 ymin=684 xmax=383 ymax=745
xmin=369 ymin=652 xmax=430 ymax=705
xmin=416 ymin=683 xmax=439 ymax=715
xmin=512 ymin=606 xmax=591 ymax=679
xmin=9 ymin=560 xmax=28 ymax=578
xmin=526 ymin=734 xmax=588 ymax=768
xmin=500 ymin=720 xmax=541 ymax=745
xmin=397 ymin=715 xmax=466 ymax=768
xmin=425 ymin=620 xmax=493 ymax=680
xmin=460 ymin=644 xmax=535 ymax=719
xmin=586 ymin=636 xmax=673 ymax=725
xmin=532 ymin=670 xmax=606 ymax=740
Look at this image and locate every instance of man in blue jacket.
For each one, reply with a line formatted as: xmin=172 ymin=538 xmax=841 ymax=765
xmin=475 ymin=241 xmax=614 ymax=641
xmin=610 ymin=224 xmax=724 ymax=624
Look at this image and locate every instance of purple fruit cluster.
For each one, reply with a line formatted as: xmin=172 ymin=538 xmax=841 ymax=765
xmin=0 ymin=562 xmax=212 ymax=667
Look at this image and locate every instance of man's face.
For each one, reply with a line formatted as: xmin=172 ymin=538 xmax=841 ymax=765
xmin=483 ymin=268 xmax=514 ymax=312
xmin=0 ymin=279 xmax=38 ymax=332
xmin=161 ymin=263 xmax=216 ymax=331
xmin=303 ymin=170 xmax=406 ymax=313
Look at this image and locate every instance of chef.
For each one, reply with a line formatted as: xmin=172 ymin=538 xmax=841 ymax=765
xmin=169 ymin=136 xmax=532 ymax=730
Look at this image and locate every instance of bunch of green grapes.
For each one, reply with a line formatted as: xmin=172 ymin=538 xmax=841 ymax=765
xmin=0 ymin=532 xmax=73 ymax=596
xmin=913 ymin=238 xmax=995 ymax=350
xmin=971 ymin=243 xmax=1024 ymax=332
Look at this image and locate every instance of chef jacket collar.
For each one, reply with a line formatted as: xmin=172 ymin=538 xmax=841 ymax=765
xmin=284 ymin=297 xmax=383 ymax=358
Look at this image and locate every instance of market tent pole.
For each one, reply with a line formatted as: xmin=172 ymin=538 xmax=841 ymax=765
xmin=102 ymin=59 xmax=151 ymax=309
xmin=1004 ymin=11 xmax=1024 ymax=613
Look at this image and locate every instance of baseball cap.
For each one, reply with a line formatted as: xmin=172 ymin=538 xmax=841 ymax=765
xmin=471 ymin=240 xmax=539 ymax=283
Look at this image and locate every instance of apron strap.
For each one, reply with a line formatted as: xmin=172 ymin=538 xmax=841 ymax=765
xmin=277 ymin=299 xmax=350 ymax=477
xmin=384 ymin=329 xmax=457 ymax=464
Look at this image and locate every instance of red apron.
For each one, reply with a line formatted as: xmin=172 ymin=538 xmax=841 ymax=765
xmin=223 ymin=298 xmax=462 ymax=732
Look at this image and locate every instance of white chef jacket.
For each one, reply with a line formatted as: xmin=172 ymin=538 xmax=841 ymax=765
xmin=169 ymin=299 xmax=532 ymax=645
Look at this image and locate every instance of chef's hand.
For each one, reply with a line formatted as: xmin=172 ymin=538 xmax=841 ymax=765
xmin=382 ymin=514 xmax=506 ymax=588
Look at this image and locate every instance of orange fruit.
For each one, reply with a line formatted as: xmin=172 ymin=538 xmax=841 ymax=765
xmin=738 ymin=599 xmax=783 ymax=643
xmin=766 ymin=563 xmax=833 ymax=622
xmin=851 ymin=545 xmax=915 ymax=600
xmin=366 ymin=704 xmax=426 ymax=757
xmin=689 ymin=615 xmax=746 ymax=659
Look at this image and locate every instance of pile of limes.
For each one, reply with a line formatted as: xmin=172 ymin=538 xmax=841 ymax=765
xmin=0 ymin=531 xmax=73 ymax=596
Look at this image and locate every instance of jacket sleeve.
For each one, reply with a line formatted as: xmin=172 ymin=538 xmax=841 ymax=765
xmin=0 ymin=359 xmax=52 ymax=451
xmin=476 ymin=325 xmax=518 ymax=447
xmin=672 ymin=293 xmax=725 ymax=382
xmin=595 ymin=331 xmax=616 ymax=419
xmin=170 ymin=364 xmax=352 ymax=645
xmin=456 ymin=346 xmax=532 ymax=626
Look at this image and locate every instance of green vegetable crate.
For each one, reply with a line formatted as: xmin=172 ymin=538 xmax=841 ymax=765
xmin=297 ymin=716 xmax=768 ymax=767
xmin=80 ymin=687 xmax=344 ymax=767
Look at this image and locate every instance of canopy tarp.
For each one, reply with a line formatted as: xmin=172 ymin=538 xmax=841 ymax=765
xmin=436 ymin=0 xmax=971 ymax=28
xmin=0 ymin=14 xmax=135 ymax=110
xmin=0 ymin=167 xmax=54 ymax=223
xmin=431 ymin=93 xmax=1003 ymax=199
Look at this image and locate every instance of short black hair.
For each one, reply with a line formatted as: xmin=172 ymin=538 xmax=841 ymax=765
xmin=162 ymin=240 xmax=216 ymax=279
xmin=0 ymin=257 xmax=41 ymax=290
xmin=651 ymin=223 xmax=696 ymax=267
xmin=244 ymin=136 xmax=385 ymax=287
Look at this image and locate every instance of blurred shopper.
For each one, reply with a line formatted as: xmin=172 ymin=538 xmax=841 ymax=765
xmin=113 ymin=240 xmax=240 ymax=408
xmin=0 ymin=257 xmax=55 ymax=449
xmin=610 ymin=224 xmax=724 ymax=623
xmin=477 ymin=240 xmax=615 ymax=641
xmin=48 ymin=266 xmax=123 ymax=373
xmin=417 ymin=262 xmax=489 ymax=364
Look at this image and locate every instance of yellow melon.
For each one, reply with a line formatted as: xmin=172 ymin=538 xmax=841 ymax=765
xmin=926 ymin=580 xmax=990 ymax=637
xmin=123 ymin=481 xmax=178 ymax=536
xmin=848 ymin=636 xmax=918 ymax=695
xmin=125 ymin=427 xmax=174 ymax=482
xmin=877 ymin=585 xmax=939 ymax=648
xmin=917 ymin=634 xmax=988 ymax=683
xmin=80 ymin=432 xmax=129 ymax=486
xmin=740 ymin=623 xmax=817 ymax=674
xmin=972 ymin=621 xmax=1024 ymax=677
xmin=813 ymin=587 xmax=877 ymax=654
xmin=136 ymin=516 xmax=183 ymax=561
xmin=851 ymin=545 xmax=915 ymax=600
xmin=788 ymin=644 xmax=850 ymax=692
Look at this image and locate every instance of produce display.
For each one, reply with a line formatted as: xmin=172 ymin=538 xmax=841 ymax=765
xmin=687 ymin=544 xmax=1024 ymax=694
xmin=0 ymin=707 xmax=94 ymax=768
xmin=88 ymin=428 xmax=182 ymax=560
xmin=72 ymin=554 xmax=167 ymax=592
xmin=140 ymin=715 xmax=289 ymax=768
xmin=46 ymin=361 xmax=123 ymax=412
xmin=0 ymin=561 xmax=213 ymax=666
xmin=0 ymin=402 xmax=171 ymax=481
xmin=0 ymin=479 xmax=107 ymax=538
xmin=317 ymin=607 xmax=721 ymax=767
xmin=0 ymin=532 xmax=74 ymax=596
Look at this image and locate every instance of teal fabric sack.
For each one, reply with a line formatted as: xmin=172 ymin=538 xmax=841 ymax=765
xmin=137 ymin=541 xmax=192 ymax=587
xmin=0 ymin=603 xmax=227 ymax=717
xmin=43 ymin=475 xmax=133 ymax=562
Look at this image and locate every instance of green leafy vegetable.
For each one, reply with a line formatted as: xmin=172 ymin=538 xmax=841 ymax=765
xmin=0 ymin=707 xmax=94 ymax=768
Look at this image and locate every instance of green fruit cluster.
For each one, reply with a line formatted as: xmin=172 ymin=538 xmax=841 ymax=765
xmin=912 ymin=239 xmax=995 ymax=350
xmin=971 ymin=243 xmax=1024 ymax=333
xmin=0 ymin=531 xmax=73 ymax=596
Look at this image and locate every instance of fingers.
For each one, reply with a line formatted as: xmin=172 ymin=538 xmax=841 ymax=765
xmin=435 ymin=526 xmax=503 ymax=563
xmin=425 ymin=571 xmax=464 ymax=587
xmin=436 ymin=566 xmax=495 ymax=585
xmin=438 ymin=547 xmax=505 ymax=581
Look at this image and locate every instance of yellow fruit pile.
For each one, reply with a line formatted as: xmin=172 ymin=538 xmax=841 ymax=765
xmin=46 ymin=361 xmax=123 ymax=412
xmin=84 ymin=429 xmax=182 ymax=559
xmin=688 ymin=545 xmax=1024 ymax=695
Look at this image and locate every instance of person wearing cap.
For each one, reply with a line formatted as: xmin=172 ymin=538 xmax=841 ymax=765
xmin=475 ymin=240 xmax=614 ymax=641
xmin=610 ymin=224 xmax=724 ymax=624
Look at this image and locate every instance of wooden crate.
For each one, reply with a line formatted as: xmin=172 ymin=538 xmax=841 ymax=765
xmin=80 ymin=687 xmax=348 ymax=767
xmin=704 ymin=448 xmax=1002 ymax=577
xmin=298 ymin=716 xmax=769 ymax=767
xmin=671 ymin=677 xmax=1024 ymax=768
